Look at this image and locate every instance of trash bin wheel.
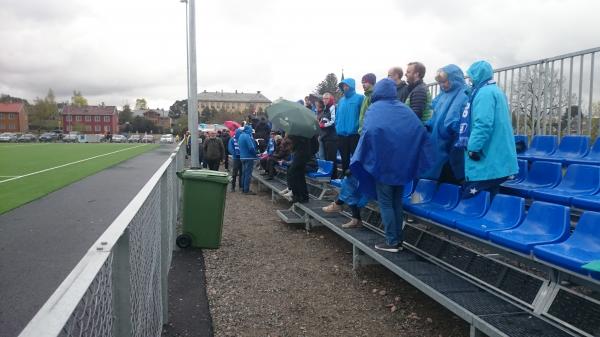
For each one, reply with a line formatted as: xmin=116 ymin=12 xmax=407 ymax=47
xmin=176 ymin=234 xmax=192 ymax=249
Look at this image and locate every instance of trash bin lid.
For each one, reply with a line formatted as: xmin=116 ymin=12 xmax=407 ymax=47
xmin=177 ymin=169 xmax=230 ymax=183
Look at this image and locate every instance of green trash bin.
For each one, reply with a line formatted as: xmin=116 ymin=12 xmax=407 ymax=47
xmin=176 ymin=169 xmax=230 ymax=249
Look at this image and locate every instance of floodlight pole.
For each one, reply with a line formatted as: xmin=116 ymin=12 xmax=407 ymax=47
xmin=182 ymin=0 xmax=199 ymax=167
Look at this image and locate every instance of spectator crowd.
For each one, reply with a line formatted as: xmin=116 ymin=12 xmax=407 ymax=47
xmin=184 ymin=60 xmax=518 ymax=253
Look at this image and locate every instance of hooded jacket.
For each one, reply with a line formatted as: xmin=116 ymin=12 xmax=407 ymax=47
xmin=335 ymin=78 xmax=364 ymax=136
xmin=358 ymin=86 xmax=373 ymax=133
xmin=350 ymin=78 xmax=433 ymax=198
xmin=464 ymin=61 xmax=518 ymax=181
xmin=422 ymin=64 xmax=468 ymax=180
xmin=228 ymin=128 xmax=242 ymax=159
xmin=238 ymin=125 xmax=258 ymax=160
xmin=203 ymin=137 xmax=225 ymax=161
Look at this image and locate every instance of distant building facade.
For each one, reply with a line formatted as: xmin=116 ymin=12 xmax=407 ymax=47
xmin=61 ymin=105 xmax=118 ymax=134
xmin=143 ymin=109 xmax=171 ymax=130
xmin=198 ymin=90 xmax=271 ymax=114
xmin=0 ymin=102 xmax=28 ymax=132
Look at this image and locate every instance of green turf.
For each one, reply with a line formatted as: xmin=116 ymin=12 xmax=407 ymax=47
xmin=0 ymin=143 xmax=159 ymax=214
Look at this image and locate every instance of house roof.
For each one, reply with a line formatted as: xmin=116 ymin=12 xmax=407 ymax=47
xmin=61 ymin=105 xmax=117 ymax=115
xmin=198 ymin=91 xmax=271 ymax=103
xmin=0 ymin=102 xmax=25 ymax=113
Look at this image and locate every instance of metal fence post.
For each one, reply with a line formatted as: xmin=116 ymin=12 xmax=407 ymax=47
xmin=160 ymin=172 xmax=170 ymax=324
xmin=111 ymin=230 xmax=133 ymax=337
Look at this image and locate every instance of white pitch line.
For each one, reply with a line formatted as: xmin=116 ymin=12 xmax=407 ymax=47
xmin=0 ymin=145 xmax=147 ymax=185
xmin=0 ymin=176 xmax=18 ymax=178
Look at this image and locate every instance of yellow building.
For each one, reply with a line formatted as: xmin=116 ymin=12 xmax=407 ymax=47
xmin=198 ymin=90 xmax=271 ymax=114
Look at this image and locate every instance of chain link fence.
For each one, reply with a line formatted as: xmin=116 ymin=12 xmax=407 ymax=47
xmin=19 ymin=144 xmax=185 ymax=337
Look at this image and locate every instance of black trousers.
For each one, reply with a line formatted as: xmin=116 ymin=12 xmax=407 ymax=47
xmin=206 ymin=159 xmax=220 ymax=171
xmin=322 ymin=138 xmax=338 ymax=178
xmin=223 ymin=154 xmax=229 ymax=170
xmin=337 ymin=134 xmax=360 ymax=174
xmin=231 ymin=159 xmax=243 ymax=189
xmin=287 ymin=153 xmax=309 ymax=201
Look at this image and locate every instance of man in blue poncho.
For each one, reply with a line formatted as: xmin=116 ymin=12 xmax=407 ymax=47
xmin=228 ymin=128 xmax=243 ymax=192
xmin=238 ymin=125 xmax=258 ymax=195
xmin=422 ymin=64 xmax=469 ymax=183
xmin=336 ymin=78 xmax=364 ymax=176
xmin=351 ymin=78 xmax=433 ymax=253
xmin=456 ymin=61 xmax=518 ymax=197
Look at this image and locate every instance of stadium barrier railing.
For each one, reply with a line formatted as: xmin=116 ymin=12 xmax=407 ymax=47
xmin=18 ymin=143 xmax=185 ymax=337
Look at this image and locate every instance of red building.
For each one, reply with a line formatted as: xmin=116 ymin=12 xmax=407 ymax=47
xmin=61 ymin=105 xmax=118 ymax=134
xmin=0 ymin=102 xmax=28 ymax=133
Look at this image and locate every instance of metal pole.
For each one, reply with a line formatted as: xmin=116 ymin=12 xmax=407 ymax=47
xmin=186 ymin=0 xmax=199 ymax=167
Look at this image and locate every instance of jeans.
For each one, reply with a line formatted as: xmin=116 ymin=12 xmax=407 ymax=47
xmin=375 ymin=182 xmax=405 ymax=246
xmin=206 ymin=159 xmax=220 ymax=171
xmin=241 ymin=159 xmax=254 ymax=193
xmin=231 ymin=158 xmax=243 ymax=189
xmin=337 ymin=134 xmax=360 ymax=174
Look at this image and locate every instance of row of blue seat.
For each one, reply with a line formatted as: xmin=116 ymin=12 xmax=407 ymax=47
xmin=403 ymin=180 xmax=600 ymax=278
xmin=501 ymin=160 xmax=600 ymax=211
xmin=517 ymin=135 xmax=600 ymax=165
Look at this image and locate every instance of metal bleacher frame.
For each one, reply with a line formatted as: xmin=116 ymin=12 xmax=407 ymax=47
xmin=251 ymin=169 xmax=600 ymax=337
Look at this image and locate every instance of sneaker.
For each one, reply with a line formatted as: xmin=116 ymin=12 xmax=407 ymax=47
xmin=282 ymin=191 xmax=293 ymax=198
xmin=322 ymin=202 xmax=342 ymax=213
xmin=341 ymin=218 xmax=362 ymax=228
xmin=374 ymin=243 xmax=402 ymax=253
xmin=279 ymin=188 xmax=290 ymax=195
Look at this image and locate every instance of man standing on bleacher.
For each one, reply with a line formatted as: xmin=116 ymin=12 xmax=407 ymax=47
xmin=336 ymin=78 xmax=364 ymax=178
xmin=456 ymin=60 xmax=518 ymax=198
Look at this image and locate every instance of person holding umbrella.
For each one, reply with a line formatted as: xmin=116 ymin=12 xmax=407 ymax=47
xmin=267 ymin=100 xmax=320 ymax=203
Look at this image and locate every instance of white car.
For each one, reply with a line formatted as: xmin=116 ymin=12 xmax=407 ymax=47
xmin=141 ymin=134 xmax=155 ymax=143
xmin=63 ymin=132 xmax=79 ymax=143
xmin=112 ymin=134 xmax=127 ymax=143
xmin=160 ymin=134 xmax=174 ymax=144
xmin=0 ymin=133 xmax=17 ymax=142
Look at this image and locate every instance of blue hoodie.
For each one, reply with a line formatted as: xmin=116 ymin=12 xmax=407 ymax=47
xmin=238 ymin=125 xmax=257 ymax=160
xmin=350 ymin=78 xmax=433 ymax=198
xmin=266 ymin=137 xmax=275 ymax=155
xmin=228 ymin=128 xmax=242 ymax=159
xmin=423 ymin=64 xmax=468 ymax=180
xmin=464 ymin=61 xmax=518 ymax=181
xmin=335 ymin=78 xmax=364 ymax=136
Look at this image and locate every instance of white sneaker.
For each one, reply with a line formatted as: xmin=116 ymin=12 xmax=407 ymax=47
xmin=283 ymin=191 xmax=293 ymax=198
xmin=279 ymin=188 xmax=290 ymax=195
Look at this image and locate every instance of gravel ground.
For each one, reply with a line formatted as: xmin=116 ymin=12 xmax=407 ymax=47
xmin=203 ymin=181 xmax=469 ymax=337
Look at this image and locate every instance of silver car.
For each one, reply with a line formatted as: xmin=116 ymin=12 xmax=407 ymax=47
xmin=112 ymin=134 xmax=127 ymax=143
xmin=141 ymin=134 xmax=155 ymax=143
xmin=0 ymin=133 xmax=17 ymax=142
xmin=160 ymin=134 xmax=174 ymax=144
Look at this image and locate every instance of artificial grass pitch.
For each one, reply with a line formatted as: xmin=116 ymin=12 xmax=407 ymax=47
xmin=0 ymin=143 xmax=158 ymax=214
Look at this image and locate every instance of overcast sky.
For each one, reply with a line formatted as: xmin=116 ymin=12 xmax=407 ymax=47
xmin=1 ymin=0 xmax=599 ymax=110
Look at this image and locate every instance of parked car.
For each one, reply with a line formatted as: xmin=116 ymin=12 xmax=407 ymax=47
xmin=160 ymin=134 xmax=174 ymax=144
xmin=51 ymin=129 xmax=64 ymax=140
xmin=0 ymin=133 xmax=17 ymax=142
xmin=112 ymin=134 xmax=127 ymax=143
xmin=63 ymin=132 xmax=79 ymax=143
xmin=141 ymin=134 xmax=155 ymax=143
xmin=17 ymin=133 xmax=37 ymax=142
xmin=128 ymin=134 xmax=141 ymax=143
xmin=39 ymin=132 xmax=57 ymax=142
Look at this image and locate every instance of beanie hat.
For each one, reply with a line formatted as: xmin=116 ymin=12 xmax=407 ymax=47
xmin=361 ymin=73 xmax=376 ymax=85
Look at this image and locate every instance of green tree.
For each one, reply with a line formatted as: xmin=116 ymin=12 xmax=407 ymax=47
xmin=29 ymin=89 xmax=59 ymax=131
xmin=71 ymin=90 xmax=88 ymax=107
xmin=169 ymin=99 xmax=188 ymax=119
xmin=0 ymin=94 xmax=29 ymax=105
xmin=119 ymin=104 xmax=133 ymax=124
xmin=129 ymin=116 xmax=158 ymax=133
xmin=135 ymin=98 xmax=148 ymax=110
xmin=314 ymin=73 xmax=339 ymax=96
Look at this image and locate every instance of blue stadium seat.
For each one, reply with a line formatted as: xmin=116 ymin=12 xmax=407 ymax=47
xmin=405 ymin=183 xmax=461 ymax=218
xmin=529 ymin=135 xmax=590 ymax=163
xmin=533 ymin=211 xmax=600 ymax=275
xmin=403 ymin=179 xmax=438 ymax=210
xmin=455 ymin=194 xmax=525 ymax=239
xmin=572 ymin=194 xmax=600 ymax=211
xmin=517 ymin=135 xmax=558 ymax=160
xmin=307 ymin=159 xmax=333 ymax=178
xmin=428 ymin=191 xmax=490 ymax=228
xmin=566 ymin=137 xmax=600 ymax=166
xmin=505 ymin=159 xmax=528 ymax=183
xmin=330 ymin=178 xmax=342 ymax=188
xmin=530 ymin=164 xmax=600 ymax=205
xmin=489 ymin=201 xmax=570 ymax=254
xmin=501 ymin=161 xmax=562 ymax=197
xmin=514 ymin=135 xmax=528 ymax=154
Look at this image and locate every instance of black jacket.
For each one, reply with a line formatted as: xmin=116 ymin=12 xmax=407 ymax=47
xmin=399 ymin=80 xmax=428 ymax=119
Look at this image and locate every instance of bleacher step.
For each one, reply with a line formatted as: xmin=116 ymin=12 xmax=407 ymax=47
xmin=276 ymin=209 xmax=305 ymax=224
